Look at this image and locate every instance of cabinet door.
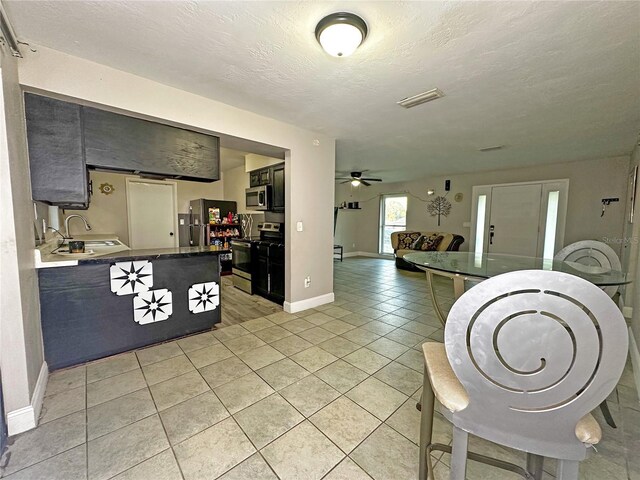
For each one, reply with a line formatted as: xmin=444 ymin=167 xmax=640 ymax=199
xmin=24 ymin=93 xmax=89 ymax=208
xmin=271 ymin=165 xmax=285 ymax=212
xmin=83 ymin=106 xmax=220 ymax=181
xmin=249 ymin=171 xmax=260 ymax=188
xmin=269 ymin=245 xmax=285 ymax=304
xmin=252 ymin=244 xmax=269 ymax=296
xmin=259 ymin=169 xmax=270 ymax=185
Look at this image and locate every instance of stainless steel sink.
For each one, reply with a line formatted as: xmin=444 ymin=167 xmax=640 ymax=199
xmin=54 ymin=238 xmax=129 ymax=258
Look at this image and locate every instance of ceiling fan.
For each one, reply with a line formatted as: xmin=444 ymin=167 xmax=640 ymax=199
xmin=335 ymin=171 xmax=382 ymax=187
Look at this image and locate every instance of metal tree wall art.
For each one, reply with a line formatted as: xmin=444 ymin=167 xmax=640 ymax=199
xmin=427 ymin=195 xmax=452 ymax=226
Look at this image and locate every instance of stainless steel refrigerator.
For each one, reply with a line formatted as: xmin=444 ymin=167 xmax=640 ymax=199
xmin=187 ymin=199 xmax=237 ymax=246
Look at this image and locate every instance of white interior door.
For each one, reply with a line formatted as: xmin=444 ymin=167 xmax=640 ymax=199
xmin=127 ymin=179 xmax=177 ymax=249
xmin=488 ymin=184 xmax=542 ymax=256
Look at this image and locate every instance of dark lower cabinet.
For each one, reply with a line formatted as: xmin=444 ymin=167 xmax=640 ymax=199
xmin=269 ymin=244 xmax=285 ymax=303
xmin=252 ymin=243 xmax=284 ymax=305
xmin=39 ymin=255 xmax=222 ymax=370
xmin=253 ymin=243 xmax=270 ymax=298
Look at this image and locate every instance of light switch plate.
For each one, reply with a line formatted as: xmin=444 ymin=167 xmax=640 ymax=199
xmin=179 ymin=219 xmax=185 ymax=225
xmin=296 ymin=221 xmax=303 ymax=232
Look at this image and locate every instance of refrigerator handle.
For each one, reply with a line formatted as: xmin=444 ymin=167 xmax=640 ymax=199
xmin=188 ymin=205 xmax=194 ymax=246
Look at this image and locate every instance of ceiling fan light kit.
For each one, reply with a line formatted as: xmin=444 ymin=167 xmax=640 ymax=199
xmin=315 ymin=12 xmax=368 ymax=57
xmin=336 ymin=171 xmax=383 ymax=187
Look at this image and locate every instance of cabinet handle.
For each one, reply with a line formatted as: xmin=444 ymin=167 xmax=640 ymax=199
xmin=268 ymin=273 xmax=271 ymax=292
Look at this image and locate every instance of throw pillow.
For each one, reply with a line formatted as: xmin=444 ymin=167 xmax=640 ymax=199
xmin=410 ymin=236 xmax=425 ymax=250
xmin=420 ymin=234 xmax=444 ymax=251
xmin=397 ymin=232 xmax=421 ymax=249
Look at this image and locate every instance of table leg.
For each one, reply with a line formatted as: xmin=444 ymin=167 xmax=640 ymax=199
xmin=452 ymin=276 xmax=465 ymax=300
xmin=426 ymin=271 xmax=447 ymax=327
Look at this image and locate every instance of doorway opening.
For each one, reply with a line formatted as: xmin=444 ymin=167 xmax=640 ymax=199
xmin=126 ymin=177 xmax=178 ymax=250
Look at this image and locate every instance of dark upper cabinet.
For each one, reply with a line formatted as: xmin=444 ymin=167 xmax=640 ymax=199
xmin=248 ymin=166 xmax=272 ymax=187
xmin=249 ymin=171 xmax=260 ymax=188
xmin=24 ymin=93 xmax=90 ymax=209
xmin=248 ymin=163 xmax=285 ymax=212
xmin=271 ymin=164 xmax=285 ymax=212
xmin=82 ymin=106 xmax=220 ymax=182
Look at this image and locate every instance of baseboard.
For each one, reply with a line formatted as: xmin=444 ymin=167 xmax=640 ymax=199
xmin=629 ymin=328 xmax=640 ymax=401
xmin=342 ymin=251 xmax=393 ymax=259
xmin=284 ymin=292 xmax=335 ymax=313
xmin=6 ymin=361 xmax=48 ymax=436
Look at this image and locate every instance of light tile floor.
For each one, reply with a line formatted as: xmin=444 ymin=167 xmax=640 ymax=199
xmin=1 ymin=257 xmax=638 ymax=479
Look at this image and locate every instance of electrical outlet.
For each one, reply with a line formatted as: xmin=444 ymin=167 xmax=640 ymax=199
xmin=179 ymin=218 xmax=185 ymax=225
xmin=304 ymin=276 xmax=311 ymax=288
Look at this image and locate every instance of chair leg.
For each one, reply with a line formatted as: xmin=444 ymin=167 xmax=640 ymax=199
xmin=556 ymin=460 xmax=579 ymax=480
xmin=599 ymin=400 xmax=617 ymax=428
xmin=450 ymin=426 xmax=469 ymax=480
xmin=526 ymin=453 xmax=544 ymax=480
xmin=419 ymin=367 xmax=435 ymax=480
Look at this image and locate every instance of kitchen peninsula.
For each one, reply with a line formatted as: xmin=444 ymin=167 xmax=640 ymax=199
xmin=37 ymin=242 xmax=226 ymax=370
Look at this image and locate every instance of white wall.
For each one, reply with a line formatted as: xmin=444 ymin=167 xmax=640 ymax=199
xmin=335 ymin=156 xmax=629 ymax=258
xmin=19 ymin=45 xmax=335 ymax=309
xmin=0 ymin=50 xmax=45 ymax=424
xmin=625 ymin=145 xmax=640 ymax=350
xmin=62 ymin=170 xmax=225 ymax=244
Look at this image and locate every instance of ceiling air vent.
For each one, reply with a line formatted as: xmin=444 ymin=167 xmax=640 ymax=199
xmin=479 ymin=145 xmax=506 ymax=152
xmin=397 ymin=88 xmax=444 ymax=109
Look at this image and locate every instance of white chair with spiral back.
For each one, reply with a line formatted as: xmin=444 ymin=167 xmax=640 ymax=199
xmin=419 ymin=269 xmax=628 ymax=480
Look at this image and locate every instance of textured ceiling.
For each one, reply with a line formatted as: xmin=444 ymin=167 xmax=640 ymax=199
xmin=5 ymin=1 xmax=640 ymax=182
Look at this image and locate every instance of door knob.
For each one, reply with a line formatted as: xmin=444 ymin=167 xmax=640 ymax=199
xmin=169 ymin=232 xmax=174 ymax=236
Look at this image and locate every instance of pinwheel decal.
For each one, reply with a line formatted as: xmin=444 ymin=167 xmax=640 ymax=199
xmin=133 ymin=289 xmax=173 ymax=325
xmin=110 ymin=261 xmax=153 ymax=296
xmin=188 ymin=282 xmax=220 ymax=314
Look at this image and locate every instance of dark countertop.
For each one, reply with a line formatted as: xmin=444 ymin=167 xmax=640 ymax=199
xmin=78 ymin=246 xmax=230 ymax=265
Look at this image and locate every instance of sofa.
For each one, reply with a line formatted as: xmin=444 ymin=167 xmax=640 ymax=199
xmin=390 ymin=231 xmax=465 ymax=270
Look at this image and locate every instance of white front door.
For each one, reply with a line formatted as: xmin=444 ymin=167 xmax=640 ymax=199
xmin=127 ymin=179 xmax=177 ymax=249
xmin=471 ymin=179 xmax=569 ymax=259
xmin=488 ymin=184 xmax=542 ymax=256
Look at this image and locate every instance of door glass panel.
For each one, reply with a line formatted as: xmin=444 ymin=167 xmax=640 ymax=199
xmin=474 ymin=194 xmax=487 ymax=255
xmin=380 ymin=195 xmax=408 ymax=254
xmin=543 ymin=191 xmax=560 ymax=260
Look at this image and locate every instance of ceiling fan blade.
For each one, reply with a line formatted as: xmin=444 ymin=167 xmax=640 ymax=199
xmin=361 ymin=179 xmax=371 ymax=186
xmin=340 ymin=180 xmax=351 ymax=184
xmin=335 ymin=177 xmax=352 ymax=180
xmin=361 ymin=178 xmax=382 ymax=182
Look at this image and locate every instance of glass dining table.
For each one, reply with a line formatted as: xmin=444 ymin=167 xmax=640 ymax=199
xmin=403 ymin=251 xmax=630 ymax=327
xmin=405 ymin=250 xmax=631 ymax=431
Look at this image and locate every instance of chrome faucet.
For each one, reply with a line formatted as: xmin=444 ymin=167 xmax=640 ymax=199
xmin=64 ymin=214 xmax=92 ymax=238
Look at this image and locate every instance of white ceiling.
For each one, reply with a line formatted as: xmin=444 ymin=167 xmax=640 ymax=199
xmin=5 ymin=1 xmax=640 ymax=182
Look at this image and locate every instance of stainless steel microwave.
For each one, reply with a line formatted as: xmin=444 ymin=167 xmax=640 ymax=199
xmin=245 ymin=185 xmax=271 ymax=211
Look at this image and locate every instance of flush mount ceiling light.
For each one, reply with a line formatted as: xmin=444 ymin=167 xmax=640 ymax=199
xmin=315 ymin=12 xmax=368 ymax=57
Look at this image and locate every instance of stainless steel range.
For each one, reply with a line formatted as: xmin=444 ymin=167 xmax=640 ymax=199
xmin=231 ymin=222 xmax=284 ymax=299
